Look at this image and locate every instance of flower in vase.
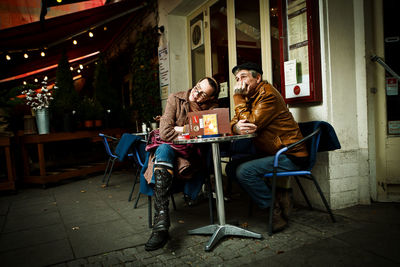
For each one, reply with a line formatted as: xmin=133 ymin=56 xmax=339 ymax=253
xmin=21 ymin=78 xmax=54 ymax=110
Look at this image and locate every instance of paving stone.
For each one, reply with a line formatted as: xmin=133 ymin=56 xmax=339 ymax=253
xmin=140 ymin=256 xmax=162 ymax=265
xmin=1 ymin=171 xmax=398 ymax=267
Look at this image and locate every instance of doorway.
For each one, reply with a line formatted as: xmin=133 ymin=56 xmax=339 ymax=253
xmin=370 ymin=0 xmax=400 ymax=201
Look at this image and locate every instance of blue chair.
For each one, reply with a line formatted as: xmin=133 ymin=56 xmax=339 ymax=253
xmin=137 ymin=150 xmax=215 ymax=228
xmin=131 ymin=143 xmax=178 ymax=228
xmin=127 ymin=139 xmax=148 ymax=202
xmin=264 ymin=121 xmax=341 ymax=236
xmin=99 ymin=133 xmax=142 ymax=187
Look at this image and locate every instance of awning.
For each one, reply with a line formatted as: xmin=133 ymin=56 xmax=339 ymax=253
xmin=0 ymin=0 xmax=147 ymax=88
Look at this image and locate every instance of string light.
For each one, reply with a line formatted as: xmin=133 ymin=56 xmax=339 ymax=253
xmin=24 ymin=53 xmax=29 ymax=59
xmin=34 ymin=78 xmax=38 ymax=83
xmin=77 ymin=69 xmax=81 ymax=73
xmin=88 ymin=31 xmax=94 ymax=38
xmin=73 ymin=39 xmax=78 ymax=45
xmin=6 ymin=54 xmax=11 ymax=60
xmin=79 ymin=64 xmax=83 ymax=69
xmin=23 ymin=81 xmax=27 ymax=85
xmin=103 ymin=26 xmax=107 ymax=31
xmin=40 ymin=51 xmax=46 ymax=57
xmin=57 ymin=0 xmax=62 ymax=3
xmin=70 ymin=67 xmax=73 ymax=71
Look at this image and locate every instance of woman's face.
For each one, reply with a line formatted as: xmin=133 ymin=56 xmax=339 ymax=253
xmin=189 ymin=79 xmax=214 ymax=103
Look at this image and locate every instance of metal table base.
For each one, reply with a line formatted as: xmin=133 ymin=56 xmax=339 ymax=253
xmin=188 ymin=223 xmax=262 ymax=251
xmin=188 ymin=141 xmax=262 ymax=251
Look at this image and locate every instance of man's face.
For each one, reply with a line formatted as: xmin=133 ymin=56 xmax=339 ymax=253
xmin=235 ymin=70 xmax=261 ymax=96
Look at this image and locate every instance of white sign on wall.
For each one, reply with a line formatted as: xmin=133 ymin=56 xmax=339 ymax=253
xmin=158 ymin=43 xmax=170 ymax=100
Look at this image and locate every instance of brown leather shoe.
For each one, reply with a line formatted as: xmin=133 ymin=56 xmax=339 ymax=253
xmin=276 ymin=189 xmax=293 ymax=220
xmin=271 ymin=202 xmax=288 ymax=233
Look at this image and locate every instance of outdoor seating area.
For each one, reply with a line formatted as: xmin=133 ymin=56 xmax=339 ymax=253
xmin=1 ymin=0 xmax=399 ymax=265
xmin=0 ymin=170 xmax=399 ymax=266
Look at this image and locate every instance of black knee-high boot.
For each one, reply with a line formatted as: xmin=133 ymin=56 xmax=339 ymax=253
xmin=145 ymin=167 xmax=173 ymax=251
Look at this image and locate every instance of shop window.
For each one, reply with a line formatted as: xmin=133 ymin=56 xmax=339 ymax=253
xmin=278 ymin=0 xmax=322 ymax=103
xmin=270 ymin=0 xmax=282 ymax=90
xmin=235 ymin=0 xmax=262 ymax=67
xmin=190 ymin=13 xmax=205 ymax=85
xmin=210 ymin=0 xmax=229 ymax=107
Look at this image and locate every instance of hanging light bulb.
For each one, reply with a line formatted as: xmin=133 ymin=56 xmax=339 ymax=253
xmin=24 ymin=53 xmax=29 ymax=59
xmin=70 ymin=66 xmax=73 ymax=71
xmin=73 ymin=39 xmax=78 ymax=45
xmin=79 ymin=64 xmax=83 ymax=69
xmin=44 ymin=76 xmax=48 ymax=81
xmin=6 ymin=54 xmax=11 ymax=60
xmin=34 ymin=78 xmax=38 ymax=83
xmin=88 ymin=31 xmax=94 ymax=38
xmin=57 ymin=0 xmax=62 ymax=3
xmin=41 ymin=51 xmax=46 ymax=57
xmin=77 ymin=69 xmax=81 ymax=73
xmin=23 ymin=81 xmax=27 ymax=85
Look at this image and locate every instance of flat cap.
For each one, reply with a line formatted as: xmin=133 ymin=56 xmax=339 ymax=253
xmin=232 ymin=62 xmax=263 ymax=75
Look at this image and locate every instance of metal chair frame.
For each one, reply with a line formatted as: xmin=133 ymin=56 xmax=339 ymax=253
xmin=99 ymin=133 xmax=134 ymax=187
xmin=264 ymin=125 xmax=336 ymax=236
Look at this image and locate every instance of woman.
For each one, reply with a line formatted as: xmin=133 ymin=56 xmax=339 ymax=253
xmin=144 ymin=77 xmax=220 ymax=251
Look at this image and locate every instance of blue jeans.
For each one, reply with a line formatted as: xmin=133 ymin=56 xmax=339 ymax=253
xmin=154 ymin=144 xmax=203 ymax=200
xmin=155 ymin=144 xmax=175 ymax=167
xmin=225 ymin=140 xmax=301 ymax=209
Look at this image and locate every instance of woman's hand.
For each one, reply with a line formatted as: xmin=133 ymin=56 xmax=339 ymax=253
xmin=174 ymin=126 xmax=184 ymax=133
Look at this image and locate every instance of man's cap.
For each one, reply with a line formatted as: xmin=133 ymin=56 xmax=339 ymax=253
xmin=232 ymin=62 xmax=263 ymax=75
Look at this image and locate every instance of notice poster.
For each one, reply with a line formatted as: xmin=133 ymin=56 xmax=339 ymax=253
xmin=203 ymin=114 xmax=218 ymax=135
xmin=158 ymin=43 xmax=170 ymax=99
xmin=386 ymin=78 xmax=398 ymax=96
xmin=284 ymin=0 xmax=310 ymax=99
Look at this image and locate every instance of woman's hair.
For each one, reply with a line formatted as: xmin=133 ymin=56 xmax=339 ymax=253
xmin=197 ymin=77 xmax=220 ymax=98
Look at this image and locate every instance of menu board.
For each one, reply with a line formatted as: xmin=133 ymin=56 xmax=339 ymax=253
xmin=279 ymin=0 xmax=322 ymax=104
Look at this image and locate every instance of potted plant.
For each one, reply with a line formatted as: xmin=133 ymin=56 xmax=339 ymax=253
xmin=21 ymin=78 xmax=53 ymax=134
xmin=79 ymin=96 xmax=94 ymax=128
xmin=130 ymin=26 xmax=162 ymax=125
xmin=51 ymin=51 xmax=79 ymax=132
xmin=93 ymin=55 xmax=119 ymax=127
xmin=0 ymin=84 xmax=26 ymax=135
xmin=92 ymin=98 xmax=104 ymax=128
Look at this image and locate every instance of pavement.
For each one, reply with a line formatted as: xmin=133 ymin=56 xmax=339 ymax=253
xmin=0 ymin=170 xmax=399 ymax=267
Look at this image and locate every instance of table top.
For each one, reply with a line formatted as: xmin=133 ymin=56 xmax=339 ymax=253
xmin=173 ymin=133 xmax=256 ymax=144
xmin=20 ymin=129 xmax=127 ymax=144
xmin=131 ymin=132 xmax=148 ymax=136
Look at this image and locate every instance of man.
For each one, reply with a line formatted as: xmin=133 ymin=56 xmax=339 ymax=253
xmin=144 ymin=77 xmax=220 ymax=251
xmin=226 ymin=62 xmax=308 ymax=232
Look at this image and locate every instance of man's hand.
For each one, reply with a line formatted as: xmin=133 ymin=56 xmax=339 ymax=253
xmin=234 ymin=119 xmax=257 ymax=134
xmin=233 ymin=80 xmax=248 ymax=95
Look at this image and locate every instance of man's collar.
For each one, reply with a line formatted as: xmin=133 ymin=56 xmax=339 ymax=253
xmin=248 ymin=81 xmax=265 ymax=99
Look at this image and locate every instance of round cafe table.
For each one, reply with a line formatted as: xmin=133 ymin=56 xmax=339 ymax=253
xmin=174 ymin=133 xmax=262 ymax=251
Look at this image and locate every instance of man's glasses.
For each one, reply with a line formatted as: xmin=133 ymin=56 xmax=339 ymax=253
xmin=193 ymin=84 xmax=210 ymax=99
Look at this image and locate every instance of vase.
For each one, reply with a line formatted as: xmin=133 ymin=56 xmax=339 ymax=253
xmin=35 ymin=108 xmax=50 ymax=135
xmin=84 ymin=120 xmax=94 ymax=128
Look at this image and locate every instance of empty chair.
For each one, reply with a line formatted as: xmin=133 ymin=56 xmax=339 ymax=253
xmin=127 ymin=139 xmax=148 ymax=202
xmin=99 ymin=133 xmax=142 ymax=187
xmin=262 ymin=121 xmax=341 ymax=236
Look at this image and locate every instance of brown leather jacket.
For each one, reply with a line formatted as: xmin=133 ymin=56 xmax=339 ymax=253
xmin=230 ymin=81 xmax=308 ymax=158
xmin=159 ymin=89 xmax=218 ymax=142
xmin=143 ymin=89 xmax=218 ymax=182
